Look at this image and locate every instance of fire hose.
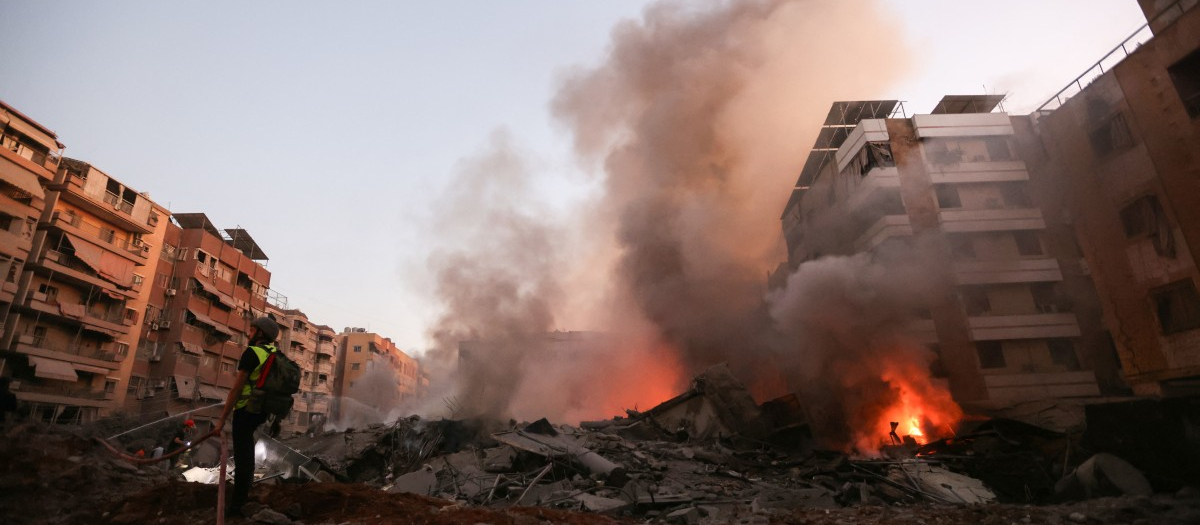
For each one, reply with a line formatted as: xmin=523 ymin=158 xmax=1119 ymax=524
xmin=94 ymin=428 xmax=222 ymax=465
xmin=95 ymin=428 xmax=231 ymax=524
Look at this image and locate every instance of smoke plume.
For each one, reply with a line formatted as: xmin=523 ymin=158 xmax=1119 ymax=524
xmin=422 ymin=0 xmax=947 ymax=449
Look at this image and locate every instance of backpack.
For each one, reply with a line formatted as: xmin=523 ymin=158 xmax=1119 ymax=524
xmin=246 ymin=347 xmax=301 ymax=418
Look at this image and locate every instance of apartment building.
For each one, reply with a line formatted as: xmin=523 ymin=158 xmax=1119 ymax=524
xmin=2 ymin=153 xmax=167 ymax=424
xmin=1019 ymin=0 xmax=1200 ymax=396
xmin=780 ymin=97 xmax=1105 ymax=406
xmin=1 ymin=101 xmax=60 ymax=356
xmin=332 ymin=328 xmax=420 ymax=420
xmin=127 ymin=213 xmax=271 ymax=425
xmin=265 ymin=304 xmax=336 ymax=435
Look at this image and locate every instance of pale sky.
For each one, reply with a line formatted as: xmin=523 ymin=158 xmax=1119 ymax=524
xmin=0 ymin=1 xmax=1147 ymax=353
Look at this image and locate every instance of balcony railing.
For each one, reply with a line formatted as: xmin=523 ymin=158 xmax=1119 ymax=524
xmin=51 ymin=212 xmax=149 ymax=258
xmin=17 ymin=334 xmax=123 ymax=363
xmin=11 ymin=381 xmax=108 ymax=400
xmin=1 ymin=133 xmax=60 ymax=172
xmin=1037 ymin=0 xmax=1197 ymax=113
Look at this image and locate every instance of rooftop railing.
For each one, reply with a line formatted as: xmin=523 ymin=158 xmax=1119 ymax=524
xmin=1037 ymin=0 xmax=1196 ymax=113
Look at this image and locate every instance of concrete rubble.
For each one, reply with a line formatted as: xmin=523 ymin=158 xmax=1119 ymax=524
xmin=251 ymin=364 xmax=1195 ymax=523
xmin=2 ymin=366 xmax=1198 ymax=524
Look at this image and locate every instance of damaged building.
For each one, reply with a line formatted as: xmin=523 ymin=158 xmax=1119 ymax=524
xmin=778 ymin=96 xmax=1108 ymax=408
xmin=1 ymin=137 xmax=168 ymax=424
xmin=1017 ymin=0 xmax=1200 ymax=397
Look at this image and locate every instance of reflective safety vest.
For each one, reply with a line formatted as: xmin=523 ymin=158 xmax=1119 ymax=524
xmin=235 ymin=344 xmax=277 ymax=410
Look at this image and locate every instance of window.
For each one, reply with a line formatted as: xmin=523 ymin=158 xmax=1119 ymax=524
xmin=1153 ymin=279 xmax=1200 ymax=334
xmin=1000 ymin=183 xmax=1032 ymax=208
xmin=935 ymin=185 xmax=961 ymax=209
xmin=221 ymin=360 xmax=234 ymax=374
xmin=37 ymin=283 xmax=58 ymax=302
xmin=202 ymin=355 xmax=215 ymax=367
xmin=1047 ymin=339 xmax=1080 ymax=369
xmin=100 ymin=228 xmax=116 ymax=244
xmin=353 ymin=345 xmax=362 ymax=353
xmin=1120 ymin=195 xmax=1163 ymax=237
xmin=1088 ymin=112 xmax=1134 ymax=155
xmin=114 ymin=343 xmax=129 ymax=357
xmin=1120 ymin=195 xmax=1175 ymax=257
xmin=983 ymin=137 xmax=1012 ymax=161
xmin=1014 ymin=232 xmax=1043 ymax=256
xmin=132 ymin=274 xmax=145 ymax=286
xmin=105 ymin=380 xmax=117 ymax=394
xmin=1167 ymin=48 xmax=1200 ymax=118
xmin=976 ymin=341 xmax=1006 ymax=369
xmin=962 ymin=288 xmax=991 ymax=316
xmin=351 ymin=363 xmax=361 ymax=370
xmin=318 ymin=374 xmax=328 ymax=385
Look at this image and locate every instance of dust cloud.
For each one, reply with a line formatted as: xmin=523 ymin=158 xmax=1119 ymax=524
xmin=421 ymin=0 xmax=929 ymax=446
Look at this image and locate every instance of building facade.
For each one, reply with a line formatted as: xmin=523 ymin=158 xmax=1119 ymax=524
xmin=332 ymin=328 xmax=421 ymax=420
xmin=780 ymin=98 xmax=1106 ymax=407
xmin=2 ymin=152 xmax=167 ymax=423
xmin=1022 ymin=0 xmax=1200 ymax=396
xmin=266 ymin=305 xmax=336 ymax=435
xmin=127 ymin=213 xmax=271 ymax=426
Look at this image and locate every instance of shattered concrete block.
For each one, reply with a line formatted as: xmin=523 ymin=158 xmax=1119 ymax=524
xmin=665 ymin=507 xmax=700 ymax=525
xmin=573 ymin=493 xmax=629 ymax=513
xmin=481 ymin=446 xmax=515 ymax=472
xmin=386 ymin=466 xmax=437 ymax=496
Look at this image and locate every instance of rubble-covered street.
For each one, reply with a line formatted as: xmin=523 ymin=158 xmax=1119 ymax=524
xmin=4 ymin=365 xmax=1199 ymax=525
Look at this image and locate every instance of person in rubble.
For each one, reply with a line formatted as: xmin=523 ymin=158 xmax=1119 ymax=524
xmin=214 ymin=316 xmax=280 ymax=518
xmin=166 ymin=419 xmax=196 ymax=469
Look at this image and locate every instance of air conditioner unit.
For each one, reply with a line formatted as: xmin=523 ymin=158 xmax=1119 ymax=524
xmin=148 ymin=322 xmax=160 ymax=331
xmin=165 ymin=288 xmax=177 ymax=296
xmin=149 ymin=354 xmax=161 ymax=362
xmin=159 ymin=320 xmax=172 ymax=329
xmin=144 ymin=390 xmax=156 ymax=398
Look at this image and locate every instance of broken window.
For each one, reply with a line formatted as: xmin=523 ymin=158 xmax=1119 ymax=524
xmin=1047 ymin=339 xmax=1080 ymax=370
xmin=1088 ymin=112 xmax=1134 ymax=156
xmin=1120 ymin=194 xmax=1175 ymax=257
xmin=1014 ymin=231 xmax=1043 ymax=256
xmin=935 ymin=185 xmax=961 ymax=209
xmin=962 ymin=287 xmax=990 ymax=316
xmin=1152 ymin=279 xmax=1200 ymax=335
xmin=984 ymin=137 xmax=1012 ymax=161
xmin=1167 ymin=47 xmax=1200 ymax=118
xmin=976 ymin=341 xmax=1006 ymax=369
xmin=1000 ymin=183 xmax=1032 ymax=208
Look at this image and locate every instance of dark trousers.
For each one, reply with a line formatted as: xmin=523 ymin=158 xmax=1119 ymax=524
xmin=231 ymin=408 xmax=267 ymax=508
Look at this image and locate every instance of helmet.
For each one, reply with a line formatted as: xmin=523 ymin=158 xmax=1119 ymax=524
xmin=183 ymin=419 xmax=195 ymax=428
xmin=250 ymin=316 xmax=279 ymax=342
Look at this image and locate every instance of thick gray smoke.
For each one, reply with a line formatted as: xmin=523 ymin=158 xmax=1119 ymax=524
xmin=423 ymin=0 xmax=933 ymax=439
xmin=553 ymin=0 xmax=914 ymax=380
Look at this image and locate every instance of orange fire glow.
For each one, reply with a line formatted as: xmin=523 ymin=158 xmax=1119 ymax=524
xmin=853 ymin=351 xmax=963 ymax=456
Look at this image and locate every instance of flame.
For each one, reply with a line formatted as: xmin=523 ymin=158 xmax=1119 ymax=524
xmin=852 ymin=349 xmax=963 ymax=456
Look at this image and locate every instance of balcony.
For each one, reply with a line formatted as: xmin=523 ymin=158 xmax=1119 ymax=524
xmin=953 ymin=258 xmax=1063 ymax=285
xmin=0 ymin=226 xmax=32 ymax=258
xmin=49 ymin=173 xmax=154 ymax=235
xmin=0 ymin=134 xmax=59 ymax=175
xmin=927 ymin=161 xmax=1029 ymax=185
xmin=913 ymin=112 xmax=1014 ymax=139
xmin=968 ymin=313 xmax=1081 ymax=341
xmin=14 ymin=334 xmax=124 ymax=370
xmin=938 ymin=208 xmax=1044 ymax=234
xmin=10 ymin=381 xmax=111 ymax=408
xmin=25 ymin=297 xmax=131 ymax=337
xmin=984 ymin=371 xmax=1101 ymax=403
xmin=846 ymin=166 xmax=900 ymax=211
xmin=39 ymin=250 xmax=137 ymax=299
xmin=315 ymin=343 xmax=336 ymax=357
xmin=47 ymin=211 xmax=149 ymax=262
xmin=854 ymin=215 xmax=912 ymax=251
xmin=835 ymin=118 xmax=889 ymax=172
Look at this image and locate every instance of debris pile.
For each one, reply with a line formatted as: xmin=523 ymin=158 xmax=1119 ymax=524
xmin=3 ymin=365 xmax=1199 ymax=525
